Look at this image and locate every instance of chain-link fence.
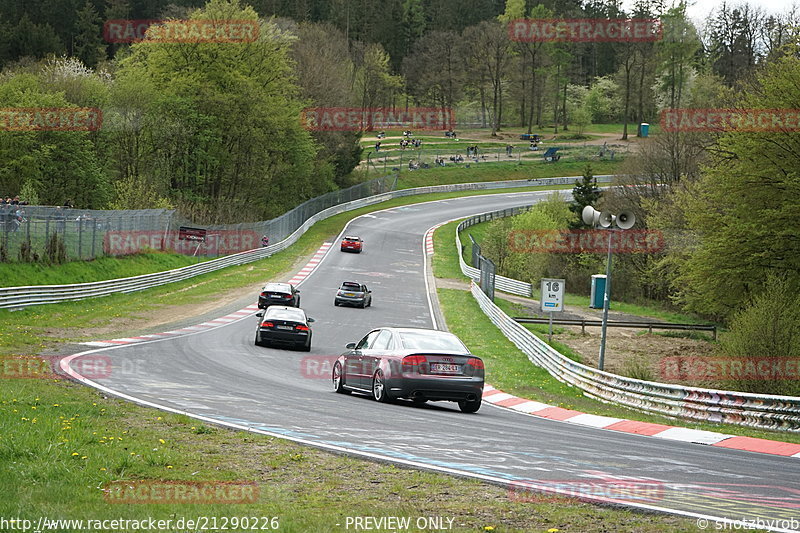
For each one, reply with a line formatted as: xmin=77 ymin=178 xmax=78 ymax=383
xmin=1 ymin=174 xmax=397 ymax=262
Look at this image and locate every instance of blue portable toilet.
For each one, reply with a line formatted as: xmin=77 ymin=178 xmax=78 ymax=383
xmin=640 ymin=123 xmax=649 ymax=137
xmin=590 ymin=274 xmax=607 ymax=309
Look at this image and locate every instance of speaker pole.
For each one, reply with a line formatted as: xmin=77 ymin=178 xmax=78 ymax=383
xmin=598 ymin=229 xmax=614 ymax=371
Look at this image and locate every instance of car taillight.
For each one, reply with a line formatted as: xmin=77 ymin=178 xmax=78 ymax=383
xmin=261 ymin=321 xmax=274 ymax=327
xmin=260 ymin=292 xmax=267 ymax=298
xmin=466 ymin=357 xmax=484 ymax=370
xmin=283 ymin=294 xmax=292 ymax=299
xmin=402 ymin=355 xmax=427 ymax=370
xmin=295 ymin=325 xmax=309 ymax=331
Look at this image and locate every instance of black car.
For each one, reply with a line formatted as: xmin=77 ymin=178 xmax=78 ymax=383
xmin=254 ymin=306 xmax=314 ymax=351
xmin=258 ymin=282 xmax=300 ymax=309
xmin=332 ymin=327 xmax=484 ymax=412
xmin=334 ymin=281 xmax=372 ymax=308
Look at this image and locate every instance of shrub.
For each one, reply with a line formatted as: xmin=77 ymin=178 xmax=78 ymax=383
xmin=718 ymin=275 xmax=800 ymax=395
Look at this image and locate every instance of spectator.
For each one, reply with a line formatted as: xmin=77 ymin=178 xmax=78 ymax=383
xmin=375 ymin=141 xmax=381 ymax=152
xmin=261 ymin=235 xmax=270 ymax=247
xmin=3 ymin=197 xmax=10 ymax=205
xmin=506 ymin=144 xmax=513 ymax=156
xmin=11 ymin=196 xmax=19 ymax=205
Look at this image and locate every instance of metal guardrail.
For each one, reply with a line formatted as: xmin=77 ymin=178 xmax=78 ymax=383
xmin=456 ymin=207 xmax=537 ymax=297
xmin=514 ymin=317 xmax=717 ymax=340
xmin=472 ymin=282 xmax=800 ymax=432
xmin=0 ymin=175 xmax=605 ymax=310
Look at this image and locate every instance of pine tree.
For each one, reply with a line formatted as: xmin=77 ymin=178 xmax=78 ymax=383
xmin=73 ymin=0 xmax=106 ymax=68
xmin=570 ymin=164 xmax=602 ymax=228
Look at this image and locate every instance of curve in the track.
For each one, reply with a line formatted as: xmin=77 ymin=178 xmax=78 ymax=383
xmin=62 ymin=191 xmax=800 ymax=533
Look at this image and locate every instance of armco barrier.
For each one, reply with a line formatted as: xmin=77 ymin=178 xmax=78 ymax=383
xmin=456 ymin=206 xmax=536 ymax=296
xmin=0 ymin=175 xmax=609 ymax=310
xmin=456 ymin=206 xmax=800 ymax=432
xmin=470 ymin=284 xmax=800 ymax=432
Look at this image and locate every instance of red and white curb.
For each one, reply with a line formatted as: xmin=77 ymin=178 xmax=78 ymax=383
xmin=482 ymin=385 xmax=800 ymax=458
xmin=424 ymin=223 xmax=445 ymax=255
xmin=289 ymin=242 xmax=332 ymax=285
xmin=80 ymin=305 xmax=260 ymax=347
xmin=81 ymin=242 xmax=333 ymax=348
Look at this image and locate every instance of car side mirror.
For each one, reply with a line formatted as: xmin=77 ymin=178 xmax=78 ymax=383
xmin=307 ymin=317 xmax=315 ymax=323
xmin=345 ymin=342 xmax=356 ymax=350
xmin=256 ymin=312 xmax=263 ymax=317
xmin=368 ymin=290 xmax=372 ymax=293
xmin=295 ymin=289 xmax=300 ymax=293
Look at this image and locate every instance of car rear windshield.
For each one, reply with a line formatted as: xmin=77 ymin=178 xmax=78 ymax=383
xmin=263 ymin=283 xmax=290 ymax=293
xmin=265 ymin=308 xmax=305 ymax=321
xmin=398 ymin=331 xmax=469 ymax=352
xmin=341 ymin=282 xmax=361 ymax=290
xmin=343 ymin=236 xmax=360 ymax=241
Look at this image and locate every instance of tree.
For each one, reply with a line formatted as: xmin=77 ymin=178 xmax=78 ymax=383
xmin=74 ymin=0 xmax=106 ymax=68
xmin=569 ymin=164 xmax=601 ymax=228
xmin=666 ymin=53 xmax=800 ymax=318
xmin=706 ymin=2 xmax=764 ymax=87
xmin=656 ymin=3 xmax=701 ymax=110
xmin=462 ymin=21 xmax=512 ymax=135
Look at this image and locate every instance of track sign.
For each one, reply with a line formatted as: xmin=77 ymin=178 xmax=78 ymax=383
xmin=541 ymin=278 xmax=565 ymax=312
xmin=178 ymin=226 xmax=206 ymax=242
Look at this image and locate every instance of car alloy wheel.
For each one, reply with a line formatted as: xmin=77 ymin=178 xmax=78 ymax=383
xmin=372 ymin=369 xmax=391 ymax=403
xmin=332 ymin=362 xmax=349 ymax=394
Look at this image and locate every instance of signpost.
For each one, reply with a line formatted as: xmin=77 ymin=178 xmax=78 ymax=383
xmin=541 ymin=278 xmax=565 ymax=343
xmin=479 ymin=255 xmax=496 ymax=301
xmin=178 ymin=226 xmax=206 ymax=256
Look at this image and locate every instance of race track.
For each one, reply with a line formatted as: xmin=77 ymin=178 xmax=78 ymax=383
xmin=66 ymin=191 xmax=800 ymax=532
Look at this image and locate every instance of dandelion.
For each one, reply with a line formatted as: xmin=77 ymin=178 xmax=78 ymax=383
xmin=547 ymin=529 xmax=559 ymax=533
xmin=81 ymin=456 xmax=87 ymax=460
xmin=159 ymin=439 xmax=165 ymax=444
xmin=484 ymin=528 xmax=495 ymax=532
xmin=71 ymin=452 xmax=79 ymax=456
xmin=53 ymin=404 xmax=60 ymax=407
xmin=166 ymin=465 xmax=173 ymax=469
xmin=100 ymin=467 xmax=107 ymax=471
xmin=156 ymin=417 xmax=162 ymax=420
xmin=130 ymin=452 xmax=136 ymax=456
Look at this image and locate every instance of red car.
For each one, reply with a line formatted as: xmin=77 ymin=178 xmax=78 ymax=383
xmin=340 ymin=235 xmax=363 ymax=253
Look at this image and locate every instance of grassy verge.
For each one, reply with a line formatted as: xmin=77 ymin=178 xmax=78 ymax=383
xmin=433 ymin=223 xmax=800 ymax=445
xmin=0 ymin=378 xmax=701 ymax=532
xmin=0 ymin=251 xmax=208 ymax=287
xmin=396 ymin=160 xmax=620 ymax=189
xmin=458 ymin=217 xmax=714 ymax=326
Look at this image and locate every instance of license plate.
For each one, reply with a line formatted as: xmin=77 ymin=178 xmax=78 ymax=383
xmin=275 ymin=325 xmax=293 ymax=330
xmin=344 ymin=293 xmax=356 ymax=297
xmin=431 ymin=363 xmax=460 ymax=373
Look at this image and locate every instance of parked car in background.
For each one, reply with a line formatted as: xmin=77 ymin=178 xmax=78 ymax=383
xmin=254 ymin=306 xmax=314 ymax=351
xmin=334 ymin=281 xmax=372 ymax=308
xmin=332 ymin=327 xmax=484 ymax=412
xmin=340 ymin=235 xmax=363 ymax=253
xmin=258 ymin=282 xmax=300 ymax=309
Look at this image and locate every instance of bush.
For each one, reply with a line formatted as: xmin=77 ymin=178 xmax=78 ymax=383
xmin=44 ymin=233 xmax=67 ymax=264
xmin=718 ymin=275 xmax=800 ymax=395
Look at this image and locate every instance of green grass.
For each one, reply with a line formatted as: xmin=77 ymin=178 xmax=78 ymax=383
xmin=0 ymin=251 xmax=207 ymax=287
xmin=0 ymin=378 xmax=702 ymax=532
xmin=432 ymin=223 xmax=800 ymax=444
xmin=395 ymin=159 xmax=621 ymax=189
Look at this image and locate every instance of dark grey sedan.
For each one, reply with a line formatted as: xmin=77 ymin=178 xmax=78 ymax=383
xmin=332 ymin=327 xmax=484 ymax=413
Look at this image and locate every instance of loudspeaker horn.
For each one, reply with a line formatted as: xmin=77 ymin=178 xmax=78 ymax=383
xmin=616 ymin=210 xmax=636 ymax=230
xmin=582 ymin=205 xmax=601 ymax=226
xmin=599 ymin=211 xmax=615 ymax=228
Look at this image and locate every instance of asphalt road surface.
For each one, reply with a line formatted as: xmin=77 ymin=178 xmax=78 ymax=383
xmin=67 ymin=191 xmax=800 ymax=532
